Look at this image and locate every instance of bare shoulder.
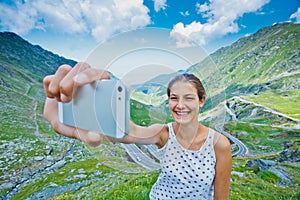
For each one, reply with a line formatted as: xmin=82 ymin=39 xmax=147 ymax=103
xmin=151 ymin=123 xmax=169 ymax=148
xmin=130 ymin=122 xmax=163 ymax=131
xmin=143 ymin=123 xmax=169 ymax=148
xmin=213 ymin=131 xmax=231 ymax=152
xmin=133 ymin=123 xmax=167 ymax=134
xmin=148 ymin=123 xmax=167 ymax=132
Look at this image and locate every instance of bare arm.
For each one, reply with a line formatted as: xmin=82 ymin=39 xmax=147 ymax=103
xmin=43 ymin=62 xmax=164 ymax=147
xmin=99 ymin=122 xmax=165 ymax=146
xmin=214 ymin=133 xmax=232 ymax=199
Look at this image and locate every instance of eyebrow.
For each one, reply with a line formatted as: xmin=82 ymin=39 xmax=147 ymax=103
xmin=170 ymin=93 xmax=196 ymax=97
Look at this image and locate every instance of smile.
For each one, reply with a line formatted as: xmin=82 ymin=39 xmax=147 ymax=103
xmin=175 ymin=111 xmax=190 ymax=116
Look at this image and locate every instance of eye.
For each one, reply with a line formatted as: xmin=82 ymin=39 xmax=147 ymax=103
xmin=170 ymin=96 xmax=178 ymax=101
xmin=185 ymin=97 xmax=195 ymax=100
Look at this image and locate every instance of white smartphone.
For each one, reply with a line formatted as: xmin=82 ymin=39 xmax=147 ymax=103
xmin=58 ymin=80 xmax=130 ymax=138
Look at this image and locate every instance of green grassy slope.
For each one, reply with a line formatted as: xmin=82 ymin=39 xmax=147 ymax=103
xmin=0 ymin=23 xmax=300 ymax=199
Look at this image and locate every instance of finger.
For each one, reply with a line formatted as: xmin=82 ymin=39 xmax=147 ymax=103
xmin=44 ymin=97 xmax=61 ymax=125
xmin=48 ymin=65 xmax=72 ymax=101
xmin=84 ymin=131 xmax=103 ymax=147
xmin=43 ymin=75 xmax=55 ymax=98
xmin=59 ymin=62 xmax=91 ymax=101
xmin=44 ymin=98 xmax=102 ymax=146
xmin=44 ymin=97 xmax=82 ymax=139
xmin=73 ymin=68 xmax=110 ymax=86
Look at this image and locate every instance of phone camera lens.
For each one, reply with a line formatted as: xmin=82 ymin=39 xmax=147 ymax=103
xmin=118 ymin=86 xmax=123 ymax=92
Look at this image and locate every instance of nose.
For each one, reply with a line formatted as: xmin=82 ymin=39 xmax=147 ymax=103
xmin=176 ymin=99 xmax=185 ymax=108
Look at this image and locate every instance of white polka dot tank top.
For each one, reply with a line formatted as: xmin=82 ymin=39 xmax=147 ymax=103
xmin=149 ymin=123 xmax=216 ymax=200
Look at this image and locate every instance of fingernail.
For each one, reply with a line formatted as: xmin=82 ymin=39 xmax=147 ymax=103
xmin=74 ymin=73 xmax=88 ymax=83
xmin=60 ymin=94 xmax=69 ymax=102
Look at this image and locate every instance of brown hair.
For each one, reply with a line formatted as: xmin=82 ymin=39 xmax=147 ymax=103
xmin=167 ymin=73 xmax=206 ymax=100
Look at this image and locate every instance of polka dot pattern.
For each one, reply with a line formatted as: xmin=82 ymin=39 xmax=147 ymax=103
xmin=150 ymin=123 xmax=216 ymax=200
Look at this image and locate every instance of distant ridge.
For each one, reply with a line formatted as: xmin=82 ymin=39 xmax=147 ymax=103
xmin=0 ymin=31 xmax=76 ymax=79
xmin=188 ymin=22 xmax=300 ymax=97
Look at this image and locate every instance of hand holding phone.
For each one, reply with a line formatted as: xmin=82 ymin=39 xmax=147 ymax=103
xmin=58 ymin=80 xmax=130 ymax=138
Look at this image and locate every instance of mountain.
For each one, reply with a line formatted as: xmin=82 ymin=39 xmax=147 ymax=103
xmin=0 ymin=32 xmax=76 ymax=75
xmin=189 ymin=23 xmax=300 ymax=97
xmin=0 ymin=32 xmax=77 ymax=199
xmin=0 ymin=23 xmax=299 ymax=199
xmin=0 ymin=32 xmax=76 ymax=92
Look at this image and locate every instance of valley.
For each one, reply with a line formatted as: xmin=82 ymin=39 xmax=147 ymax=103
xmin=0 ymin=23 xmax=299 ymax=199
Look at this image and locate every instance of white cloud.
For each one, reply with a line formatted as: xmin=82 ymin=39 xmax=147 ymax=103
xmin=0 ymin=0 xmax=151 ymax=42
xmin=171 ymin=0 xmax=270 ymax=47
xmin=290 ymin=7 xmax=300 ymax=23
xmin=154 ymin=0 xmax=167 ymax=12
xmin=179 ymin=11 xmax=190 ymax=17
xmin=31 ymin=1 xmax=88 ymax=34
xmin=195 ymin=2 xmax=210 ymax=16
xmin=0 ymin=2 xmax=38 ymax=34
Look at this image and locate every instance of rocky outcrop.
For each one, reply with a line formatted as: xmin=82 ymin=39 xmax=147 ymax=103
xmin=246 ymin=159 xmax=293 ymax=186
xmin=276 ymin=141 xmax=300 ymax=163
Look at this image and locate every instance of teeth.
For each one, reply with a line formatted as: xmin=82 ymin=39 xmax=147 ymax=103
xmin=176 ymin=111 xmax=188 ymax=115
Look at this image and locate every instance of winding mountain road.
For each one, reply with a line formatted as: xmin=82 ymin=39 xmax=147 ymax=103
xmin=124 ymin=95 xmax=300 ymax=169
xmin=122 ymin=122 xmax=249 ymax=169
xmin=121 ymin=144 xmax=160 ymax=169
xmin=215 ymin=123 xmax=248 ymax=156
xmin=237 ymin=97 xmax=300 ymax=129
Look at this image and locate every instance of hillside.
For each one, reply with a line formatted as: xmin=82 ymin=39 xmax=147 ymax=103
xmin=0 ymin=32 xmax=76 ymax=75
xmin=194 ymin=23 xmax=300 ymax=161
xmin=0 ymin=32 xmax=79 ymax=199
xmin=0 ymin=32 xmax=77 ymax=104
xmin=0 ymin=23 xmax=299 ymax=199
xmin=190 ymin=23 xmax=300 ymax=97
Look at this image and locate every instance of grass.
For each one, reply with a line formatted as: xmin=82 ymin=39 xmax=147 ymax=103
xmin=91 ymin=171 xmax=159 ymax=200
xmin=130 ymin=90 xmax=167 ymax=107
xmin=0 ymin=84 xmax=72 ymax=175
xmin=229 ymin=158 xmax=300 ymax=200
xmin=224 ymin=121 xmax=299 ymax=154
xmin=13 ymin=156 xmax=299 ymax=200
xmin=257 ymin=170 xmax=281 ymax=183
xmin=86 ymin=142 xmax=145 ymax=172
xmin=244 ymin=89 xmax=300 ymax=119
xmin=130 ymin=99 xmax=172 ymax=126
xmin=0 ymin=83 xmax=75 ymax=198
xmin=11 ymin=156 xmax=159 ymax=200
xmin=11 ymin=158 xmax=105 ymax=200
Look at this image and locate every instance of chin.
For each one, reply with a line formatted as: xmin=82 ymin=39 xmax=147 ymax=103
xmin=173 ymin=116 xmax=190 ymax=125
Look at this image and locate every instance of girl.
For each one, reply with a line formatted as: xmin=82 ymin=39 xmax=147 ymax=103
xmin=43 ymin=62 xmax=232 ymax=199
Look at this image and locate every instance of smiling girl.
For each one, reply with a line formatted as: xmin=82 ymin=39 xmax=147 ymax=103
xmin=43 ymin=63 xmax=232 ymax=199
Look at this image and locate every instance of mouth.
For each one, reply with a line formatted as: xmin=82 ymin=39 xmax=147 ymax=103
xmin=174 ymin=111 xmax=190 ymax=117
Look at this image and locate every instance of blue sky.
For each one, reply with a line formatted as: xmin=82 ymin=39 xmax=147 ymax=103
xmin=0 ymin=0 xmax=299 ymax=61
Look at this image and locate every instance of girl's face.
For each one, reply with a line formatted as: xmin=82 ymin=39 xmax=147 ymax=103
xmin=168 ymin=80 xmax=205 ymax=125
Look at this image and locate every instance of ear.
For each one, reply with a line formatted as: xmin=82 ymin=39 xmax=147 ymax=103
xmin=199 ymin=96 xmax=206 ymax=108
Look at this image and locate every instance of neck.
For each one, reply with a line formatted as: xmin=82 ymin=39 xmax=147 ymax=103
xmin=174 ymin=121 xmax=199 ymax=142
